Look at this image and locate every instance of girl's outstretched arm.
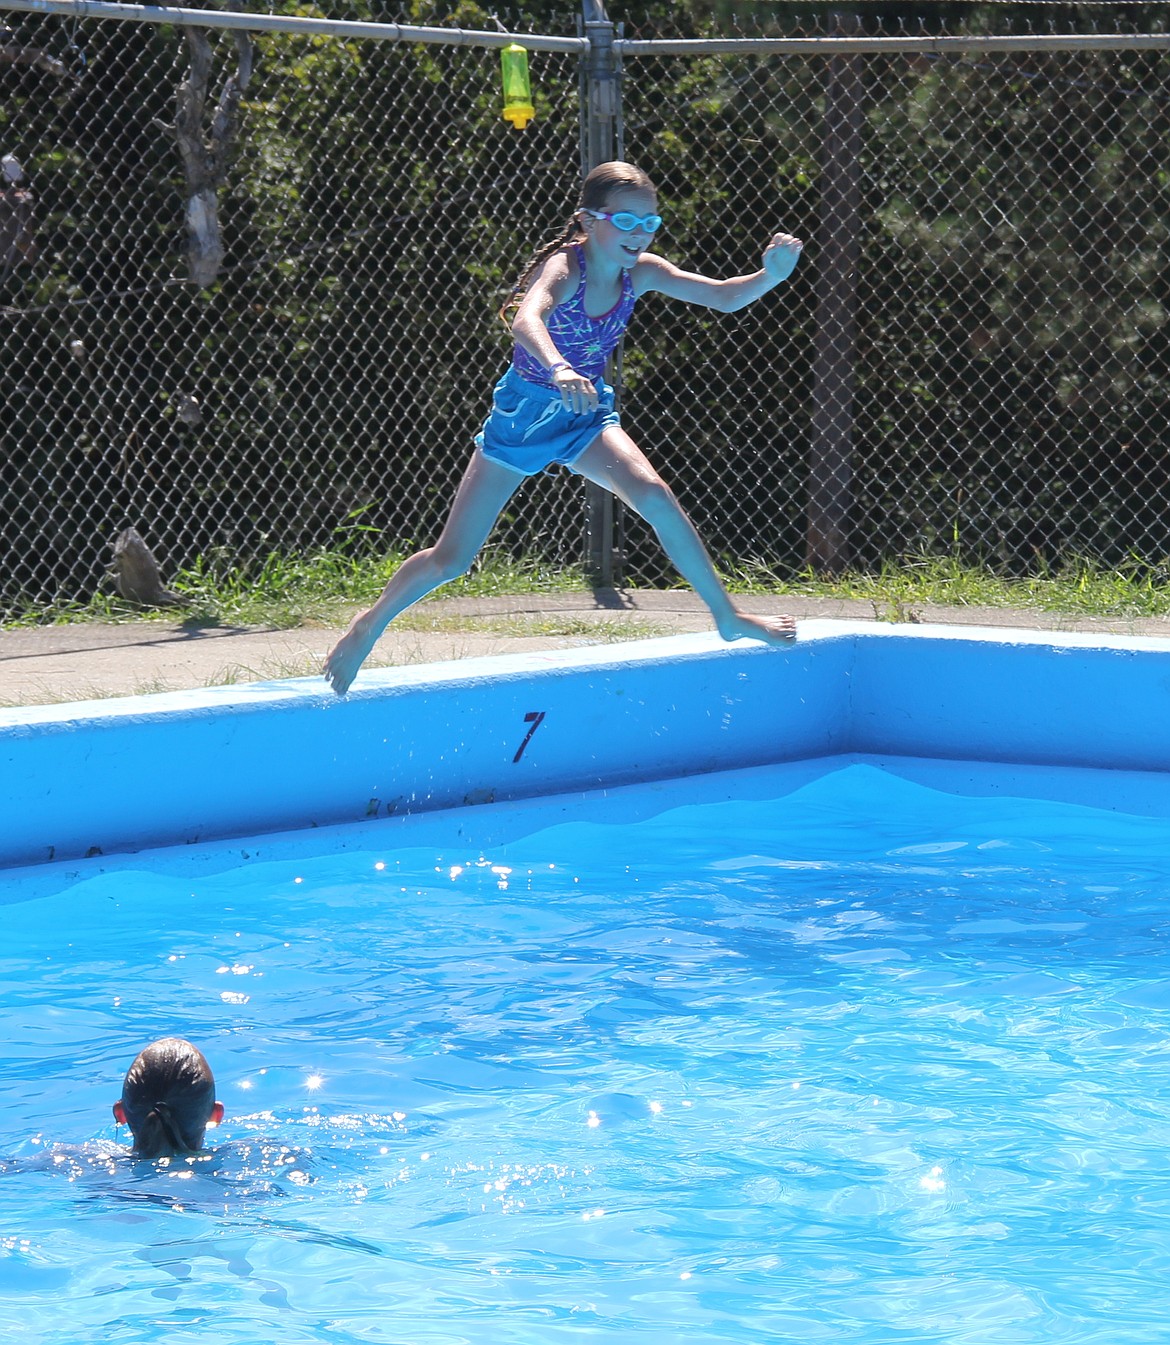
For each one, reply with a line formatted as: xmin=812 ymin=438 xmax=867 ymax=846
xmin=634 ymin=233 xmax=803 ymax=312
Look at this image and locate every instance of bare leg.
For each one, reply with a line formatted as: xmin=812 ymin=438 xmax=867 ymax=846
xmin=571 ymin=427 xmax=796 ymax=646
xmin=324 ymin=450 xmax=524 ymax=694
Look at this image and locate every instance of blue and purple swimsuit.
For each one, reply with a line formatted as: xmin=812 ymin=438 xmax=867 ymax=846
xmin=476 ymin=244 xmax=637 ymax=476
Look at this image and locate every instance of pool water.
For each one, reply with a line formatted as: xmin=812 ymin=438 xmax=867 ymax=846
xmin=3 ymin=754 xmax=1170 ymax=1343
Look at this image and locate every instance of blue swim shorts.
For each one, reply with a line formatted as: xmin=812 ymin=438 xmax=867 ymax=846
xmin=475 ymin=365 xmax=621 ymax=477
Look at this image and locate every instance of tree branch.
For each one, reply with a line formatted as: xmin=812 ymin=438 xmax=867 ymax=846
xmin=173 ymin=27 xmax=255 ymax=287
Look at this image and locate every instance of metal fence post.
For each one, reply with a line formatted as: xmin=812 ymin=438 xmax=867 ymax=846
xmin=580 ymin=0 xmax=618 ymax=587
xmin=806 ymin=10 xmax=864 ymax=575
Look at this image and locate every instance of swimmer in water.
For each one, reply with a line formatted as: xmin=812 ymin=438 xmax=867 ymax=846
xmin=113 ymin=1037 xmax=225 ymax=1159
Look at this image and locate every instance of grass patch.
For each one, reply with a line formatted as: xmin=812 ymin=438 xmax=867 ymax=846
xmin=172 ymin=546 xmax=594 ymax=628
xmin=4 ymin=547 xmax=593 ymax=631
xmin=726 ymin=555 xmax=1170 ymax=621
xmin=0 ymin=677 xmax=178 ymax=709
xmin=9 ymin=548 xmax=1170 ymax=631
xmin=396 ymin=612 xmax=677 ymax=641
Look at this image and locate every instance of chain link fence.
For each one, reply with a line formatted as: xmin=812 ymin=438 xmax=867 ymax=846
xmin=3 ymin=2 xmax=1170 ymax=620
xmin=618 ymin=6 xmax=1170 ymax=581
xmin=0 ymin=2 xmax=586 ymax=619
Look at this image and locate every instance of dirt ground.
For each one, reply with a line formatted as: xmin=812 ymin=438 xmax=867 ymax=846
xmin=4 ymin=587 xmax=1170 ymax=708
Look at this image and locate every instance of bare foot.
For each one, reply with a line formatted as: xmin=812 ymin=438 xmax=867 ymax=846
xmin=323 ymin=611 xmax=380 ymax=695
xmin=717 ymin=611 xmax=797 ymax=646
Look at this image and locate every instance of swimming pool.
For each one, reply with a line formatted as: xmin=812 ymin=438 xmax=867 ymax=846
xmin=4 ymin=619 xmax=1170 ymax=872
xmin=3 ymin=623 xmax=1170 ymax=1342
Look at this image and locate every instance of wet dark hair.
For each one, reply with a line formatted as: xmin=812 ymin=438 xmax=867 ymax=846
xmin=119 ymin=1037 xmax=217 ymax=1159
xmin=500 ymin=160 xmax=657 ymax=325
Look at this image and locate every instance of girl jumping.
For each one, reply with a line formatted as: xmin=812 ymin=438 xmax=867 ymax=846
xmin=324 ymin=161 xmax=803 ymax=695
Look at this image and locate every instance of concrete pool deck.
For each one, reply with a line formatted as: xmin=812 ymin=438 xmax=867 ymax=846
xmin=5 ymin=586 xmax=1170 ymax=707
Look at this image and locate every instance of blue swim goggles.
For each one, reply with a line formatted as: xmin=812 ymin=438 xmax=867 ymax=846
xmin=582 ymin=208 xmax=663 ymax=234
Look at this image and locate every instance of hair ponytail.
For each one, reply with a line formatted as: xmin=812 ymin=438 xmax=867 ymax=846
xmin=499 ymin=216 xmax=585 ymax=327
xmin=134 ymin=1102 xmax=185 ymax=1160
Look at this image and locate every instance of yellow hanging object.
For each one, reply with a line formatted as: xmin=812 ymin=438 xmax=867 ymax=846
xmin=500 ymin=44 xmax=535 ymax=130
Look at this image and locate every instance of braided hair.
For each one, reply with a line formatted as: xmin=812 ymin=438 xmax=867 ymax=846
xmin=500 ymin=161 xmax=657 ymax=326
xmin=119 ymin=1037 xmax=218 ymax=1159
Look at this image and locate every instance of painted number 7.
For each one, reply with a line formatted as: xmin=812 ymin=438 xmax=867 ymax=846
xmin=513 ymin=710 xmax=546 ymax=763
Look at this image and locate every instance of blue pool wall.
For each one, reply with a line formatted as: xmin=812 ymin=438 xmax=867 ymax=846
xmin=2 ymin=618 xmax=1170 ymax=871
xmin=848 ymin=623 xmax=1170 ymax=769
